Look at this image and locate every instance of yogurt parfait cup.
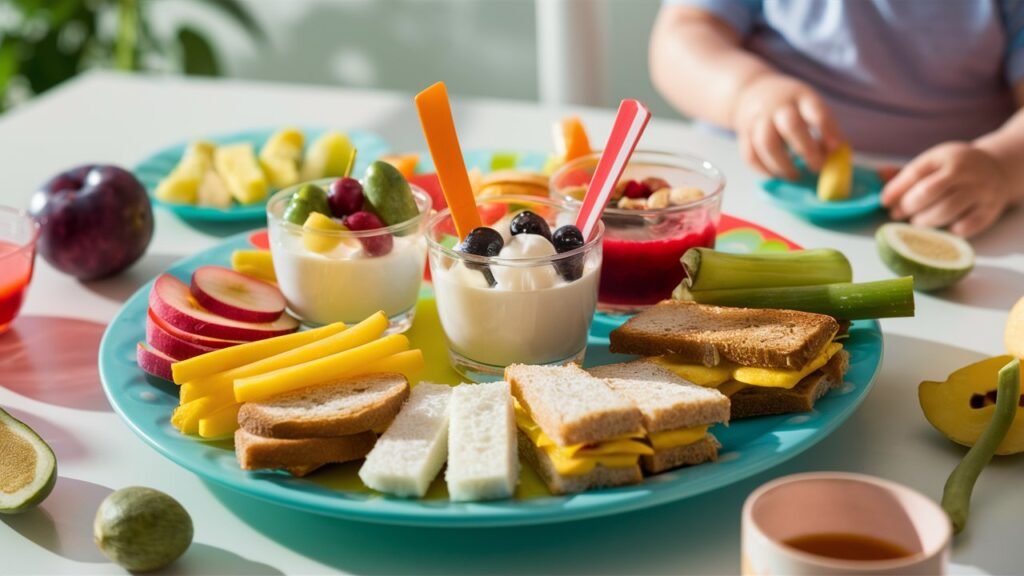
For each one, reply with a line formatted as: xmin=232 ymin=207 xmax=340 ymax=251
xmin=267 ymin=179 xmax=432 ymax=333
xmin=551 ymin=151 xmax=724 ymax=313
xmin=427 ymin=195 xmax=603 ymax=381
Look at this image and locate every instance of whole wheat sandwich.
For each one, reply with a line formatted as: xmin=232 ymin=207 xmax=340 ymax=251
xmin=506 ymin=363 xmax=650 ymax=495
xmin=235 ymin=373 xmax=409 ymax=475
xmin=589 ymin=361 xmax=730 ymax=474
xmin=609 ymin=301 xmax=849 ymax=419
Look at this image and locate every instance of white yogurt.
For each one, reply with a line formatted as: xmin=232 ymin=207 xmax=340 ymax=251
xmin=431 ymin=235 xmax=600 ymax=367
xmin=270 ymin=228 xmax=426 ymax=325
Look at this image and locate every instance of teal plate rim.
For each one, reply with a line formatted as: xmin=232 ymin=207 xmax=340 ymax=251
xmin=134 ymin=127 xmax=391 ymax=222
xmin=98 ymin=236 xmax=883 ymax=528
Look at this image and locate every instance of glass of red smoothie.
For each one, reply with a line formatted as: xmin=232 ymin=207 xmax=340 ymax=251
xmin=0 ymin=206 xmax=39 ymax=334
xmin=550 ymin=151 xmax=724 ymax=313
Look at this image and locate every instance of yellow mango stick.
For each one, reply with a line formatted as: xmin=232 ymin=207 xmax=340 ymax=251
xmin=181 ymin=348 xmax=424 ymax=404
xmin=363 ymin=349 xmax=425 ymax=382
xmin=172 ymin=321 xmax=348 ymax=384
xmin=234 ymin=334 xmax=409 ymax=403
xmin=198 ymin=403 xmax=242 ymax=439
xmin=817 ymin=144 xmax=852 ymax=202
xmin=171 ymin=396 xmax=229 ymax=435
xmin=180 ymin=381 xmax=234 ymax=405
xmin=181 ymin=312 xmax=388 ymax=391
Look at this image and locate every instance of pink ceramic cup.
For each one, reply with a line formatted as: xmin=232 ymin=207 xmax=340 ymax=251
xmin=742 ymin=472 xmax=951 ymax=575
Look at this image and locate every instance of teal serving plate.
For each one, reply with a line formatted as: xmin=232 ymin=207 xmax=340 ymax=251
xmin=761 ymin=162 xmax=884 ymax=221
xmin=98 ymin=225 xmax=882 ymax=527
xmin=135 ymin=128 xmax=390 ymax=221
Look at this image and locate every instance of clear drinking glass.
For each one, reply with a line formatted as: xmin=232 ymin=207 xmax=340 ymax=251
xmin=551 ymin=151 xmax=725 ymax=313
xmin=266 ymin=180 xmax=432 ymax=333
xmin=426 ymin=195 xmax=603 ymax=381
xmin=0 ymin=207 xmax=40 ymax=334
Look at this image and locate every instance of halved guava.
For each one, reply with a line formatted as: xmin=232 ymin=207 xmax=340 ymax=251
xmin=0 ymin=408 xmax=57 ymax=514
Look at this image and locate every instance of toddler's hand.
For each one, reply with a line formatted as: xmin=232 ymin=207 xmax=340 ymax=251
xmin=881 ymin=142 xmax=1011 ymax=238
xmin=732 ymin=74 xmax=844 ymax=180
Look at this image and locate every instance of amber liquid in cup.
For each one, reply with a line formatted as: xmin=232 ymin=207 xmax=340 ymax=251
xmin=783 ymin=533 xmax=914 ymax=562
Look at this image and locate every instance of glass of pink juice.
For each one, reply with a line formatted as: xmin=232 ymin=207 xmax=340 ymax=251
xmin=0 ymin=207 xmax=39 ymax=334
xmin=550 ymin=151 xmax=725 ymax=313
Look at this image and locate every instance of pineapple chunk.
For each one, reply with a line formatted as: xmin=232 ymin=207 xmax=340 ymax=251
xmin=817 ymin=144 xmax=853 ymax=202
xmin=215 ymin=143 xmax=269 ymax=205
xmin=301 ymin=132 xmax=354 ymax=180
xmin=303 ymin=212 xmax=351 ymax=253
xmin=231 ymin=249 xmax=276 ymax=283
xmin=259 ymin=128 xmax=305 ymax=188
xmin=197 ymin=170 xmax=232 ymax=208
xmin=154 ymin=141 xmax=216 ymax=204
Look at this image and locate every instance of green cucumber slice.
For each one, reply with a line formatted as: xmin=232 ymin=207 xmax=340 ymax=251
xmin=0 ymin=408 xmax=57 ymax=514
xmin=876 ymin=223 xmax=974 ymax=291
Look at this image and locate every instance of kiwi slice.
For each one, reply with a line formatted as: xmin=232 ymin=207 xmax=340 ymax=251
xmin=876 ymin=223 xmax=974 ymax=291
xmin=0 ymin=408 xmax=57 ymax=514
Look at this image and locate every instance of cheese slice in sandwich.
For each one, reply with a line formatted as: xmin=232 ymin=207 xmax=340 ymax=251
xmin=359 ymin=382 xmax=452 ymax=498
xmin=446 ymin=381 xmax=518 ymax=502
xmin=610 ymin=301 xmax=849 ymax=419
xmin=589 ymin=361 xmax=730 ymax=474
xmin=506 ymin=363 xmax=648 ymax=495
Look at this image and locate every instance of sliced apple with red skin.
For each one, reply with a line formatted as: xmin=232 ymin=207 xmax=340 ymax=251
xmin=137 ymin=342 xmax=176 ymax=381
xmin=149 ymin=274 xmax=299 ymax=341
xmin=146 ymin=314 xmax=217 ymax=360
xmin=189 ymin=266 xmax=286 ymax=323
xmin=147 ymin=308 xmax=244 ymax=349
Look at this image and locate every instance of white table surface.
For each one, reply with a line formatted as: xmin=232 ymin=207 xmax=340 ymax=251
xmin=1 ymin=71 xmax=1021 ymax=575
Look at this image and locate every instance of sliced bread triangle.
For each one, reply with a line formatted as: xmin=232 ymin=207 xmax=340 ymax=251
xmin=238 ymin=373 xmax=409 ymax=439
xmin=506 ymin=363 xmax=643 ymax=446
xmin=589 ymin=361 xmax=730 ymax=432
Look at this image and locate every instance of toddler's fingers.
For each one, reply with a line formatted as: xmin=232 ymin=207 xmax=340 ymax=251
xmin=897 ymin=169 xmax=956 ymax=217
xmin=752 ymin=118 xmax=799 ymax=180
xmin=739 ymin=131 xmax=771 ymax=176
xmin=798 ymin=94 xmax=844 ymax=151
xmin=774 ymin=105 xmax=824 ymax=171
xmin=951 ymin=204 xmax=1000 ymax=238
xmin=909 ymin=189 xmax=974 ymax=229
xmin=882 ymin=155 xmax=940 ymax=208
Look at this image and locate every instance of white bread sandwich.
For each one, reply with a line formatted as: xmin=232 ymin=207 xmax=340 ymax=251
xmin=589 ymin=361 xmax=730 ymax=474
xmin=234 ymin=373 xmax=409 ymax=475
xmin=505 ymin=363 xmax=650 ymax=495
xmin=446 ymin=381 xmax=518 ymax=501
xmin=359 ymin=382 xmax=453 ymax=498
xmin=609 ymin=301 xmax=849 ymax=419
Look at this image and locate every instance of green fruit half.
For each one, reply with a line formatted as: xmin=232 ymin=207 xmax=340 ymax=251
xmin=363 ymin=160 xmax=419 ymax=226
xmin=94 ymin=486 xmax=194 ymax=572
xmin=876 ymin=223 xmax=974 ymax=291
xmin=0 ymin=408 xmax=57 ymax=514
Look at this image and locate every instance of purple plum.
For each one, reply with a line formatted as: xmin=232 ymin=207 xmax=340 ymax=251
xmin=29 ymin=165 xmax=154 ymax=281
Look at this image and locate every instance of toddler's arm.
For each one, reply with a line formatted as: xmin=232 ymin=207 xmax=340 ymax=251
xmin=650 ymin=6 xmax=843 ymax=178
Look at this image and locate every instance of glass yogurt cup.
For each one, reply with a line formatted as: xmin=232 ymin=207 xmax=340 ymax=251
xmin=426 ymin=195 xmax=603 ymax=381
xmin=267 ymin=179 xmax=432 ymax=333
xmin=551 ymin=151 xmax=725 ymax=313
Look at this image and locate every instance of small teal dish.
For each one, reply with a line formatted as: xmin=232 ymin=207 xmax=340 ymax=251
xmin=135 ymin=128 xmax=391 ymax=222
xmin=761 ymin=163 xmax=884 ymax=221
